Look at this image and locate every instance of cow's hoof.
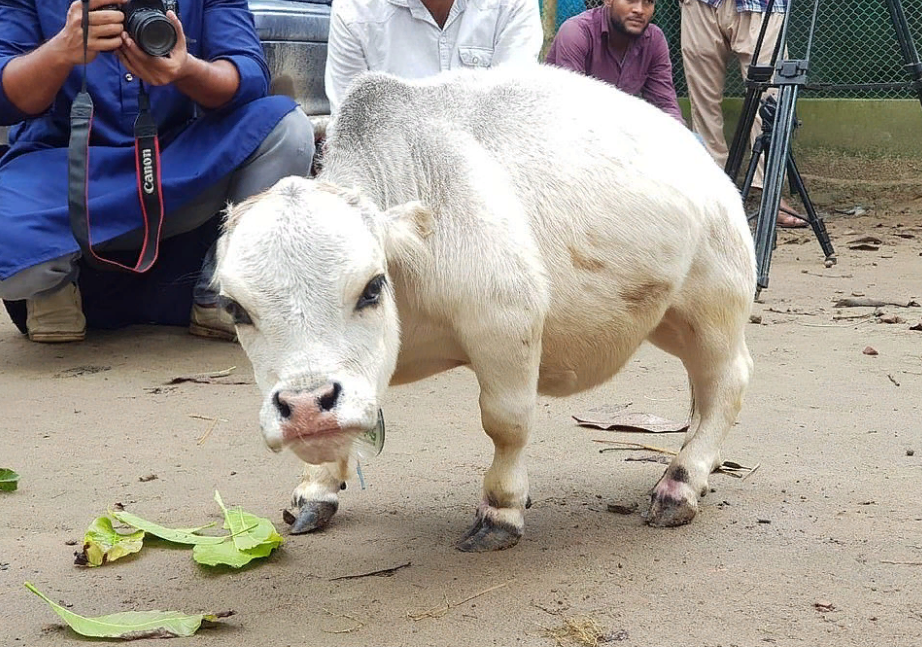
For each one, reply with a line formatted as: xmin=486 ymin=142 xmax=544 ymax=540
xmin=284 ymin=500 xmax=338 ymax=534
xmin=646 ymin=477 xmax=698 ymax=527
xmin=456 ymin=512 xmax=523 ymax=552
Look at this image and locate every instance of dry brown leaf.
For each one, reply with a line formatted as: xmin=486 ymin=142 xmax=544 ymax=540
xmin=835 ymin=297 xmax=920 ymax=308
xmin=574 ymin=413 xmax=688 ymax=434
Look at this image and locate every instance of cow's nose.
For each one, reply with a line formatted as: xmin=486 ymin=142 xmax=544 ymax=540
xmin=317 ymin=381 xmax=342 ymax=412
xmin=273 ymin=390 xmax=293 ymax=419
xmin=273 ymin=382 xmax=343 ymax=419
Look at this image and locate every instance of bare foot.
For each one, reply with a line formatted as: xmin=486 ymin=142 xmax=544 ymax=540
xmin=777 ymin=198 xmax=808 ymax=228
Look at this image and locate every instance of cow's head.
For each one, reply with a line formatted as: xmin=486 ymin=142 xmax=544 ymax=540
xmin=215 ymin=176 xmax=432 ymax=465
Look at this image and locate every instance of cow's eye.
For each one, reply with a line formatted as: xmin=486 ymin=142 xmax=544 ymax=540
xmin=357 ymin=274 xmax=386 ymax=310
xmin=216 ymin=296 xmax=253 ymax=326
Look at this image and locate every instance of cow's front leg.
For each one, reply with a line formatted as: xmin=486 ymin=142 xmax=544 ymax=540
xmin=286 ymin=459 xmax=349 ymax=534
xmin=457 ymin=326 xmax=540 ymax=552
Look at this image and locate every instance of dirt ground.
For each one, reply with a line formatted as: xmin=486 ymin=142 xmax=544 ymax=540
xmin=2 ymin=153 xmax=921 ymax=647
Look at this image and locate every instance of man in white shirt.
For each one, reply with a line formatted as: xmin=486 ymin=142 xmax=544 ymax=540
xmin=324 ymin=0 xmax=544 ymax=113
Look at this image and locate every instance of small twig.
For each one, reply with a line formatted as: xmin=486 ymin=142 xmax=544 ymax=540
xmin=597 ymin=440 xmax=759 ymax=479
xmin=800 ymin=319 xmax=872 ymax=328
xmin=321 ymin=608 xmax=364 ymax=634
xmin=594 ymin=440 xmax=678 ymax=456
xmin=716 ymin=461 xmax=760 ymax=479
xmin=407 ymin=581 xmax=510 ymax=621
xmin=329 ymin=561 xmax=411 ymax=581
xmin=800 ymin=271 xmax=854 ymax=279
xmin=740 ymin=463 xmax=762 ymax=481
xmin=197 ymin=418 xmax=219 ymax=445
xmin=888 ymin=374 xmax=901 ymax=387
xmin=880 ymin=560 xmax=922 ymax=566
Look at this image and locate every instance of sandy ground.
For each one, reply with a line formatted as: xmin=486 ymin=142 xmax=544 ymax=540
xmin=2 ymin=161 xmax=921 ymax=646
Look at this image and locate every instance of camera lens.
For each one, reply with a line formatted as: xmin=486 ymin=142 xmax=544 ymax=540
xmin=127 ymin=9 xmax=177 ymax=57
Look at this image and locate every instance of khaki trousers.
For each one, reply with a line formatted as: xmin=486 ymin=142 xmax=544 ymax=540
xmin=680 ymin=0 xmax=784 ymax=187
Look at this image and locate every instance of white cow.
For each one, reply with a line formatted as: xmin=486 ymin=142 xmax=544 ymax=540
xmin=214 ymin=64 xmax=756 ymax=552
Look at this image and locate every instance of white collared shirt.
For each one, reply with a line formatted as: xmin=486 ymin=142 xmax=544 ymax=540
xmin=324 ymin=0 xmax=545 ymax=112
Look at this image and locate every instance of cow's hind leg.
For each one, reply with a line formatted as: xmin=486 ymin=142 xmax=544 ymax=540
xmin=286 ymin=459 xmax=349 ymax=534
xmin=456 ymin=321 xmax=541 ymax=552
xmin=646 ymin=302 xmax=754 ymax=526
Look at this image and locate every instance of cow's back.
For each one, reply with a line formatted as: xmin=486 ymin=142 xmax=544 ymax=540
xmin=323 ymin=66 xmax=756 ymax=395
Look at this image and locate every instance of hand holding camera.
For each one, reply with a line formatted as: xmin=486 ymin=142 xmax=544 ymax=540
xmin=53 ymin=0 xmax=126 ymax=66
xmin=116 ymin=3 xmax=189 ymax=87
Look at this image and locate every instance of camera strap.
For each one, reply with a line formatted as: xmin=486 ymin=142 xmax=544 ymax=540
xmin=68 ymin=0 xmax=165 ymax=274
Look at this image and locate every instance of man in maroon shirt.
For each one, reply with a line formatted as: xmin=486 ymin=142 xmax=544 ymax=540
xmin=545 ymin=0 xmax=685 ymax=125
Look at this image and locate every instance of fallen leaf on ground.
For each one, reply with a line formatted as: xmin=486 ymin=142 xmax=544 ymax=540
xmin=878 ymin=314 xmax=905 ymax=324
xmin=847 ymin=235 xmax=882 ymax=244
xmin=192 ymin=491 xmax=283 ymax=567
xmin=574 ymin=414 xmax=688 ymax=434
xmin=606 ymin=503 xmax=638 ymax=515
xmin=862 ymin=346 xmax=879 ymax=356
xmin=0 ymin=468 xmax=19 ymax=492
xmin=165 ymin=367 xmax=252 ymax=385
xmin=910 ymin=323 xmax=922 ymax=331
xmin=76 ymin=517 xmax=145 ymax=567
xmin=813 ymin=601 xmax=836 ymax=613
xmin=111 ymin=511 xmax=227 ymax=546
xmin=834 ymin=297 xmax=920 ymax=308
xmin=25 ymin=582 xmax=233 ymax=639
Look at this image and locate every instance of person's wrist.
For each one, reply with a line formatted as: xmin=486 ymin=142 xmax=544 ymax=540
xmin=47 ymin=32 xmax=79 ymax=68
xmin=173 ymin=53 xmax=198 ymax=84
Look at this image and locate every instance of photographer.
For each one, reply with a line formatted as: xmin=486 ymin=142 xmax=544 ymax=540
xmin=0 ymin=0 xmax=315 ymax=342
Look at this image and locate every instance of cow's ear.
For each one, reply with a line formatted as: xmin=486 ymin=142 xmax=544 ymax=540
xmin=381 ymin=201 xmax=433 ymax=266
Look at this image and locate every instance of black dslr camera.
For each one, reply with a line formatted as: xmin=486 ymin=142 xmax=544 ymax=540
xmin=107 ymin=0 xmax=180 ymax=57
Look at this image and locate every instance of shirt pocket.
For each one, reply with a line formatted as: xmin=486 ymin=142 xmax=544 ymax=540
xmin=458 ymin=46 xmax=494 ymax=68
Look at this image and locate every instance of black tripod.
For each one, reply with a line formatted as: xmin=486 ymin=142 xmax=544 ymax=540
xmin=738 ymin=95 xmax=834 ymax=278
xmin=724 ymin=0 xmax=922 ymax=296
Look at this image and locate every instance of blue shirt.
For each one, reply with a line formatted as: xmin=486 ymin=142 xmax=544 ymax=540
xmin=0 ymin=0 xmax=297 ymax=280
xmin=695 ymin=0 xmax=786 ymax=12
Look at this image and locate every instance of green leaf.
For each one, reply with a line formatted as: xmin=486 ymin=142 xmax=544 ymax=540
xmin=0 ymin=469 xmax=19 ymax=492
xmin=79 ymin=517 xmax=145 ymax=567
xmin=193 ymin=492 xmax=283 ymax=567
xmin=191 ymin=532 xmax=283 ymax=568
xmin=213 ymin=491 xmax=278 ymax=551
xmin=110 ymin=511 xmax=226 ymax=545
xmin=25 ymin=582 xmax=230 ymax=639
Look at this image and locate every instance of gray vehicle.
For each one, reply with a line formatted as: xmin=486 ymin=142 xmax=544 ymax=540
xmin=251 ymin=0 xmax=331 ymax=118
xmin=0 ymin=0 xmax=332 ymax=152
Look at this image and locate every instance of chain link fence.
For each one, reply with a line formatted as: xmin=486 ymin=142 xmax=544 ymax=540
xmin=542 ymin=0 xmax=922 ymax=99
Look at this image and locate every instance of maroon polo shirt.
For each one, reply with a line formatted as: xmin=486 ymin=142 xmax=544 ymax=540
xmin=545 ymin=6 xmax=685 ymax=125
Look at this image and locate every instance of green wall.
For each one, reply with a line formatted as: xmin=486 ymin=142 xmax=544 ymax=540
xmin=679 ymin=98 xmax=922 ymax=157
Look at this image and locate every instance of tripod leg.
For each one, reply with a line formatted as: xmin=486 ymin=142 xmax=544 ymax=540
xmin=885 ymin=0 xmax=922 ymax=108
xmin=740 ymin=136 xmax=765 ymax=205
xmin=752 ymin=84 xmax=799 ymax=295
xmin=785 ymin=153 xmax=836 ymax=266
xmin=726 ymin=87 xmax=765 ymax=184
